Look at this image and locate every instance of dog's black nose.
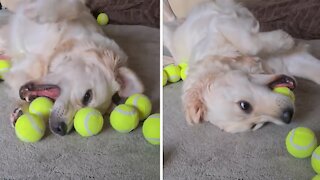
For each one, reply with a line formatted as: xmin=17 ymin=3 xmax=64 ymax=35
xmin=281 ymin=108 xmax=294 ymax=124
xmin=52 ymin=122 xmax=67 ymax=136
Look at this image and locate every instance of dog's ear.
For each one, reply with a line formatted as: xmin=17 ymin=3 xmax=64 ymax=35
xmin=116 ymin=67 xmax=144 ymax=97
xmin=182 ymin=77 xmax=211 ymax=124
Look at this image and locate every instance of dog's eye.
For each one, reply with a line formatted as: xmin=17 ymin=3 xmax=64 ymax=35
xmin=238 ymin=101 xmax=252 ymax=113
xmin=82 ymin=89 xmax=92 ymax=106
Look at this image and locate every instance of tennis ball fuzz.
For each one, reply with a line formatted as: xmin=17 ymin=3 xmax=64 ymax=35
xmin=142 ymin=113 xmax=160 ymax=145
xmin=74 ymin=107 xmax=104 ymax=137
xmin=312 ymin=146 xmax=320 ymax=174
xmin=164 ymin=64 xmax=181 ymax=83
xmin=180 ymin=67 xmax=188 ymax=81
xmin=29 ymin=97 xmax=53 ymax=119
xmin=286 ymin=127 xmax=317 ymax=158
xmin=97 ymin=13 xmax=109 ymax=25
xmin=0 ymin=60 xmax=11 ymax=79
xmin=312 ymin=175 xmax=320 ymax=180
xmin=110 ymin=104 xmax=139 ymax=133
xmin=163 ymin=70 xmax=168 ymax=86
xmin=178 ymin=62 xmax=188 ymax=69
xmin=15 ymin=114 xmax=46 ymax=143
xmin=273 ymin=87 xmax=295 ymax=102
xmin=125 ymin=93 xmax=152 ymax=120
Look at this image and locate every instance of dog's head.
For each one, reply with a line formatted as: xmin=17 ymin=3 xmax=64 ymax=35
xmin=19 ymin=40 xmax=143 ymax=135
xmin=182 ymin=56 xmax=296 ymax=133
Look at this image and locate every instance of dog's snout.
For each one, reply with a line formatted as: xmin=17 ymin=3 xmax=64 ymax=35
xmin=51 ymin=122 xmax=67 ymax=136
xmin=281 ymin=108 xmax=294 ymax=124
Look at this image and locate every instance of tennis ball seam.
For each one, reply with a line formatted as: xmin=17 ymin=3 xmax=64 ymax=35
xmin=26 ymin=114 xmax=44 ymax=135
xmin=313 ymin=151 xmax=320 ymax=160
xmin=115 ymin=106 xmax=137 ymax=132
xmin=289 ymin=129 xmax=317 ymax=150
xmin=83 ymin=111 xmax=101 ymax=136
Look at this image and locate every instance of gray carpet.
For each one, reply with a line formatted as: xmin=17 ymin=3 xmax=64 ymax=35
xmin=163 ymin=40 xmax=320 ymax=180
xmin=0 ymin=11 xmax=160 ymax=179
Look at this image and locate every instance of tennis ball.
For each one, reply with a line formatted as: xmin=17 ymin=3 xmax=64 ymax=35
xmin=110 ymin=104 xmax=139 ymax=133
xmin=312 ymin=175 xmax=320 ymax=180
xmin=285 ymin=127 xmax=317 ymax=158
xmin=178 ymin=62 xmax=188 ymax=69
xmin=273 ymin=87 xmax=295 ymax=102
xmin=164 ymin=64 xmax=181 ymax=83
xmin=74 ymin=107 xmax=104 ymax=137
xmin=180 ymin=67 xmax=188 ymax=81
xmin=97 ymin=13 xmax=109 ymax=25
xmin=312 ymin=146 xmax=320 ymax=174
xmin=0 ymin=60 xmax=11 ymax=79
xmin=29 ymin=97 xmax=53 ymax=120
xmin=125 ymin=93 xmax=152 ymax=120
xmin=163 ymin=70 xmax=168 ymax=86
xmin=15 ymin=114 xmax=45 ymax=142
xmin=142 ymin=113 xmax=160 ymax=145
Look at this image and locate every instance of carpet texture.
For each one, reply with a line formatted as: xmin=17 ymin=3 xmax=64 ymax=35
xmin=0 ymin=11 xmax=160 ymax=179
xmin=163 ymin=40 xmax=320 ymax=179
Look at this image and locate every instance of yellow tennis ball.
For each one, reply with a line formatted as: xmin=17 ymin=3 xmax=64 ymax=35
xmin=74 ymin=107 xmax=104 ymax=137
xmin=164 ymin=64 xmax=181 ymax=83
xmin=110 ymin=104 xmax=139 ymax=133
xmin=125 ymin=93 xmax=152 ymax=120
xmin=312 ymin=146 xmax=320 ymax=174
xmin=97 ymin=13 xmax=109 ymax=25
xmin=0 ymin=60 xmax=11 ymax=79
xmin=312 ymin=175 xmax=320 ymax=180
xmin=273 ymin=87 xmax=295 ymax=102
xmin=180 ymin=67 xmax=188 ymax=81
xmin=285 ymin=127 xmax=317 ymax=158
xmin=142 ymin=113 xmax=160 ymax=145
xmin=163 ymin=70 xmax=168 ymax=86
xmin=178 ymin=62 xmax=188 ymax=69
xmin=15 ymin=114 xmax=46 ymax=142
xmin=29 ymin=97 xmax=53 ymax=120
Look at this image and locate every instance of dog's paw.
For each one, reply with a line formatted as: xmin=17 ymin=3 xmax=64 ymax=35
xmin=10 ymin=107 xmax=23 ymax=127
xmin=276 ymin=30 xmax=295 ymax=51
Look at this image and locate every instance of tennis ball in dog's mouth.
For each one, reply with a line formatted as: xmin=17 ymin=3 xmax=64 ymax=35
xmin=164 ymin=64 xmax=181 ymax=83
xmin=29 ymin=97 xmax=53 ymax=120
xmin=0 ymin=60 xmax=11 ymax=79
xmin=110 ymin=104 xmax=139 ymax=133
xmin=125 ymin=93 xmax=152 ymax=120
xmin=15 ymin=114 xmax=46 ymax=143
xmin=142 ymin=113 xmax=160 ymax=145
xmin=286 ymin=127 xmax=317 ymax=158
xmin=273 ymin=87 xmax=295 ymax=102
xmin=97 ymin=13 xmax=109 ymax=25
xmin=74 ymin=107 xmax=104 ymax=137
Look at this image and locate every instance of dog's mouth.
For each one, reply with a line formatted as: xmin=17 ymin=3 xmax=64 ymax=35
xmin=19 ymin=82 xmax=61 ymax=102
xmin=268 ymin=75 xmax=296 ymax=90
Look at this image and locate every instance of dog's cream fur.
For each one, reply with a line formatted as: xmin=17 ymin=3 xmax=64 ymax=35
xmin=164 ymin=0 xmax=320 ymax=133
xmin=0 ymin=0 xmax=143 ymax=135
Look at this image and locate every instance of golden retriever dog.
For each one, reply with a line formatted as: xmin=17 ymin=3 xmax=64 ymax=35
xmin=164 ymin=0 xmax=320 ymax=133
xmin=0 ymin=0 xmax=143 ymax=135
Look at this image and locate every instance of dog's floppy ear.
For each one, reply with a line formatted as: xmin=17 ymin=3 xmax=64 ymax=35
xmin=182 ymin=77 xmax=211 ymax=124
xmin=116 ymin=67 xmax=144 ymax=97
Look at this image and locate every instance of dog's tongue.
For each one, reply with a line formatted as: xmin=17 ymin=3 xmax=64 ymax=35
xmin=29 ymin=88 xmax=60 ymax=101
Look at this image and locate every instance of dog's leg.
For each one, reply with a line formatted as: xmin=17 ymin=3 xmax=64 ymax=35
xmin=266 ymin=48 xmax=320 ymax=84
xmin=23 ymin=0 xmax=87 ymax=24
xmin=218 ymin=19 xmax=294 ymax=55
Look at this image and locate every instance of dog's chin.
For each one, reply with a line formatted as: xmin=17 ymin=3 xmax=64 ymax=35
xmin=19 ymin=82 xmax=61 ymax=102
